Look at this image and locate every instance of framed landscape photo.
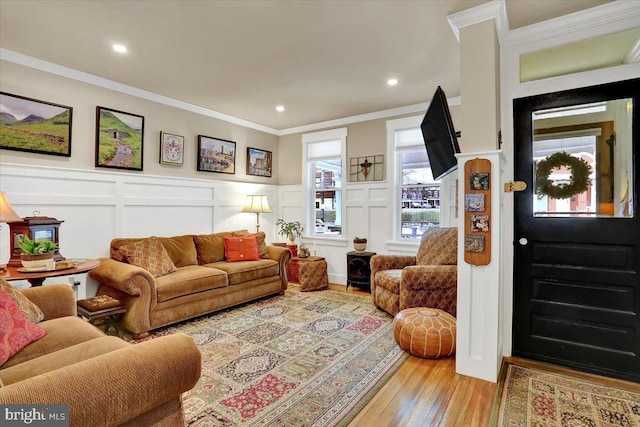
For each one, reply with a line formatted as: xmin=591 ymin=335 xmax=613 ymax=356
xmin=95 ymin=106 xmax=144 ymax=171
xmin=0 ymin=92 xmax=73 ymax=157
xmin=160 ymin=131 xmax=184 ymax=165
xmin=246 ymin=147 xmax=272 ymax=177
xmin=197 ymin=135 xmax=236 ymax=174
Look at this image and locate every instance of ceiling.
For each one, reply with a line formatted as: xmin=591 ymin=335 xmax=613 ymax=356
xmin=0 ymin=0 xmax=617 ymax=132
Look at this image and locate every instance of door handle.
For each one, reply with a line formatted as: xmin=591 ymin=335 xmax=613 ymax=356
xmin=519 ymin=238 xmax=528 ymax=246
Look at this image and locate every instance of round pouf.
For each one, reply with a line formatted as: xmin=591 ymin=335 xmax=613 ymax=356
xmin=393 ymin=307 xmax=456 ymax=358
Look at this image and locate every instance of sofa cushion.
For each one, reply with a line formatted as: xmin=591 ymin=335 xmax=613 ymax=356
xmin=155 ymin=266 xmax=228 ymax=302
xmin=0 ymin=336 xmax=129 ymax=386
xmin=0 ymin=279 xmax=44 ymax=324
xmin=193 ymin=232 xmax=234 ymax=264
xmin=120 ymin=237 xmax=177 ymax=277
xmin=234 ymin=231 xmax=269 ymax=259
xmin=416 ymin=227 xmax=457 ymax=266
xmin=158 ymin=235 xmax=197 ymax=267
xmin=375 ymin=270 xmax=402 ymax=294
xmin=2 ymin=316 xmax=103 ymax=369
xmin=207 ymin=259 xmax=279 ymax=286
xmin=0 ymin=289 xmax=47 ymax=366
xmin=224 ymin=236 xmax=261 ymax=262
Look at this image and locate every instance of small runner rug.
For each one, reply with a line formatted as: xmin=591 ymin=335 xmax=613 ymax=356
xmin=132 ymin=286 xmax=407 ymax=426
xmin=495 ymin=362 xmax=640 ymax=426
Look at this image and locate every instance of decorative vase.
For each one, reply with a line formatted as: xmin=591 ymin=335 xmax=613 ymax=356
xmin=353 ymin=242 xmax=367 ymax=252
xmin=20 ymin=252 xmax=54 ymax=269
xmin=288 ymin=234 xmax=296 ymax=244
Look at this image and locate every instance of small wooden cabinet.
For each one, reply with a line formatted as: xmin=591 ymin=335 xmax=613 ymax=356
xmin=347 ymin=251 xmax=376 ymax=292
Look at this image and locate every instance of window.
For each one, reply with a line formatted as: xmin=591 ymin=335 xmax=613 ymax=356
xmin=387 ymin=117 xmax=443 ymax=241
xmin=302 ymin=128 xmax=347 ymax=237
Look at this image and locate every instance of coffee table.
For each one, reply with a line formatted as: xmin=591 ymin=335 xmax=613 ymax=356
xmin=1 ymin=259 xmax=100 ymax=287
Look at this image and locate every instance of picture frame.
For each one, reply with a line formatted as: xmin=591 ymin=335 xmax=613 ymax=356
xmin=465 ymin=234 xmax=485 ymax=252
xmin=197 ymin=135 xmax=236 ymax=174
xmin=465 ymin=193 xmax=485 ymax=212
xmin=470 ymin=172 xmax=490 ymax=190
xmin=471 ymin=214 xmax=490 ymax=232
xmin=0 ymin=92 xmax=73 ymax=157
xmin=246 ymin=147 xmax=272 ymax=177
xmin=159 ymin=131 xmax=184 ymax=165
xmin=95 ymin=106 xmax=144 ymax=171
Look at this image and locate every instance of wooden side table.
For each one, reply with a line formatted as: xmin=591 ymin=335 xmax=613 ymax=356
xmin=347 ymin=251 xmax=376 ymax=292
xmin=288 ymin=256 xmax=325 ymax=283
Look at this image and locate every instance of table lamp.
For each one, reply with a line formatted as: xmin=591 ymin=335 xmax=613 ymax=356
xmin=0 ymin=192 xmax=23 ymax=271
xmin=241 ymin=195 xmax=271 ymax=233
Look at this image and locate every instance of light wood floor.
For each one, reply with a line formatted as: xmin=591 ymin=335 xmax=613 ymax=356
xmin=328 ymin=284 xmax=498 ymax=427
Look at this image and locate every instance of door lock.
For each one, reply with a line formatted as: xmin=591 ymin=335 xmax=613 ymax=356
xmin=504 ymin=181 xmax=527 ymax=192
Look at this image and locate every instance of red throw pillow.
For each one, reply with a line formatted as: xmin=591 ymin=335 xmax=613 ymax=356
xmin=223 ymin=236 xmax=261 ymax=262
xmin=0 ymin=289 xmax=47 ymax=366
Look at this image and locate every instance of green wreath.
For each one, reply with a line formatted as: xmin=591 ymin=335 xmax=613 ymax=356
xmin=535 ymin=151 xmax=592 ymax=199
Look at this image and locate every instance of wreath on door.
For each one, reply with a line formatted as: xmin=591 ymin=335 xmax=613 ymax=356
xmin=535 ymin=151 xmax=591 ymax=199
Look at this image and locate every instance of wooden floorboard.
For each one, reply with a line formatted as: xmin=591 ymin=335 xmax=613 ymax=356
xmin=327 ymin=284 xmax=498 ymax=427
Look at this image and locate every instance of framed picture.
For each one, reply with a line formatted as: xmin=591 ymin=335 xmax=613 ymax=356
xmin=465 ymin=234 xmax=485 ymax=252
xmin=470 ymin=172 xmax=490 ymax=190
xmin=197 ymin=135 xmax=235 ymax=174
xmin=0 ymin=92 xmax=72 ymax=157
xmin=471 ymin=214 xmax=490 ymax=232
xmin=246 ymin=147 xmax=272 ymax=177
xmin=465 ymin=193 xmax=485 ymax=211
xmin=95 ymin=106 xmax=144 ymax=171
xmin=160 ymin=131 xmax=184 ymax=165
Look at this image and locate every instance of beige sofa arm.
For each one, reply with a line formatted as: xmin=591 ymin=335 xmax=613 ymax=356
xmin=0 ymin=333 xmax=201 ymax=427
xmin=370 ymin=255 xmax=416 ymax=294
xmin=267 ymin=245 xmax=292 ymax=292
xmin=20 ymin=284 xmax=76 ymax=320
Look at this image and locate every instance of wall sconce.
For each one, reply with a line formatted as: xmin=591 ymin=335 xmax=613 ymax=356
xmin=241 ymin=195 xmax=272 ymax=233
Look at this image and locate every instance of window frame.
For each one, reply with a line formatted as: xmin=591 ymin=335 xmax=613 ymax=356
xmin=302 ymin=127 xmax=348 ymax=239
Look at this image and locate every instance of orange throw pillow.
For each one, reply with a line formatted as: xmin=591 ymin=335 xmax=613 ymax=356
xmin=119 ymin=237 xmax=177 ymax=277
xmin=0 ymin=289 xmax=47 ymax=366
xmin=223 ymin=236 xmax=261 ymax=262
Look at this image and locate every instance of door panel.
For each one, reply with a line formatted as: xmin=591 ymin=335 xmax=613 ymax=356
xmin=513 ymin=78 xmax=640 ymax=383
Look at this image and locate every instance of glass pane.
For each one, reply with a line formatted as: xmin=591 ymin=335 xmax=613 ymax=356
xmin=532 ymin=98 xmax=633 ymax=218
xmin=315 ymin=159 xmax=342 ymax=189
xmin=400 ymin=148 xmax=440 ymax=238
xmin=314 ymin=190 xmax=341 ymax=235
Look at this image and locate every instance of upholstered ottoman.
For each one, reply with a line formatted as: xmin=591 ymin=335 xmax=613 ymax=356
xmin=393 ymin=307 xmax=456 ymax=358
xmin=298 ymin=258 xmax=329 ymax=292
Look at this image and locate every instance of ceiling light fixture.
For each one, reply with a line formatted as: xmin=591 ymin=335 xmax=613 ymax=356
xmin=112 ymin=44 xmax=127 ymax=53
xmin=387 ymin=78 xmax=398 ymax=86
xmin=276 ymin=105 xmax=285 ymax=112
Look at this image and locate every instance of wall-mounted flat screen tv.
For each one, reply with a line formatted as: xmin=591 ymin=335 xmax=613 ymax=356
xmin=420 ymin=86 xmax=460 ymax=181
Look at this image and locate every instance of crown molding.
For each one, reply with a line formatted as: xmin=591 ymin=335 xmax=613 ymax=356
xmin=624 ymin=37 xmax=640 ymax=64
xmin=447 ymin=0 xmax=508 ymax=43
xmin=502 ymin=1 xmax=640 ymax=50
xmin=0 ymin=48 xmax=281 ymax=136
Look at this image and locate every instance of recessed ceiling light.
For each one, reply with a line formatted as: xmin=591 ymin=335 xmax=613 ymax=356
xmin=387 ymin=78 xmax=398 ymax=86
xmin=113 ymin=44 xmax=127 ymax=53
xmin=276 ymin=105 xmax=285 ymax=112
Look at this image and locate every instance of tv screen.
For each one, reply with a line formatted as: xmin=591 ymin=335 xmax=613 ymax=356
xmin=420 ymin=86 xmax=460 ymax=181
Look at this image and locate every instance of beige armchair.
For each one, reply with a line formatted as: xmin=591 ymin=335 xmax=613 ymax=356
xmin=371 ymin=227 xmax=457 ymax=317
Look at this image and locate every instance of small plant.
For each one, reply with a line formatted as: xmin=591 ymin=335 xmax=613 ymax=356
xmin=353 ymin=236 xmax=368 ymax=243
xmin=19 ymin=236 xmax=57 ymax=254
xmin=276 ymin=219 xmax=304 ymax=240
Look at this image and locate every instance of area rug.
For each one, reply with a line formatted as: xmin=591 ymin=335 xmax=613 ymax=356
xmin=132 ymin=286 xmax=407 ymax=426
xmin=495 ymin=362 xmax=640 ymax=426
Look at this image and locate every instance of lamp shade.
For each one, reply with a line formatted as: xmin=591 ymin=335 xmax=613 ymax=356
xmin=241 ymin=195 xmax=272 ymax=214
xmin=0 ymin=192 xmax=22 ymax=223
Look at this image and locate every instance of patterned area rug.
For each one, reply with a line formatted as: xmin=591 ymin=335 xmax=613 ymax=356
xmin=496 ymin=363 xmax=640 ymax=426
xmin=133 ymin=286 xmax=407 ymax=426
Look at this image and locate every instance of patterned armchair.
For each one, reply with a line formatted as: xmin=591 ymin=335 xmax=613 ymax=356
xmin=370 ymin=227 xmax=457 ymax=317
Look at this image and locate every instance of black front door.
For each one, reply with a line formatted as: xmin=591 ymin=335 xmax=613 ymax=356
xmin=513 ymin=78 xmax=640 ymax=382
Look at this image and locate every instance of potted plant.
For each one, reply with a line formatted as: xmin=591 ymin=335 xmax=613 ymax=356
xmin=353 ymin=236 xmax=367 ymax=252
xmin=276 ymin=219 xmax=304 ymax=244
xmin=19 ymin=236 xmax=57 ymax=268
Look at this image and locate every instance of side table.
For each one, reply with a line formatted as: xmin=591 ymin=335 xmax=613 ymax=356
xmin=347 ymin=251 xmax=376 ymax=292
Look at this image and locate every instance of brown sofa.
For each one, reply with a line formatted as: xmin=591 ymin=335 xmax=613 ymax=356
xmin=0 ymin=282 xmax=201 ymax=427
xmin=89 ymin=230 xmax=291 ymax=336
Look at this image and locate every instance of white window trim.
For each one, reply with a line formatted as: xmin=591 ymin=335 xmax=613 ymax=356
xmin=302 ymin=127 xmax=348 ymax=240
